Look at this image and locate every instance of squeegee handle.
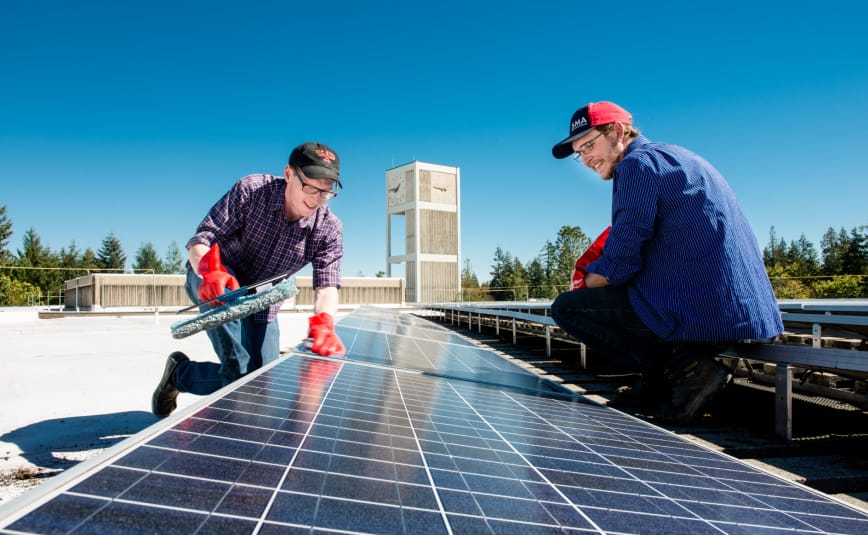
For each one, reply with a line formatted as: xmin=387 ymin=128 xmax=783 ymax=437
xmin=176 ymin=285 xmax=249 ymax=314
xmin=175 ymin=271 xmax=292 ymax=314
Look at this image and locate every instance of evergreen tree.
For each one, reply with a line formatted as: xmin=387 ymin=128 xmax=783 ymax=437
xmin=551 ymin=225 xmax=590 ymax=291
xmin=134 ymin=242 xmax=164 ymax=273
xmin=820 ymin=227 xmax=848 ymax=275
xmin=0 ymin=205 xmax=13 ymax=264
xmin=535 ymin=225 xmax=590 ymax=294
xmin=763 ymin=226 xmax=789 ymax=269
xmin=460 ymin=258 xmax=487 ymax=301
xmin=537 ymin=241 xmax=558 ymax=280
xmin=59 ymin=241 xmax=82 ymax=268
xmin=163 ymin=241 xmax=185 ymax=274
xmin=785 ymin=234 xmax=820 ymax=277
xmin=97 ymin=232 xmax=127 ymax=272
xmin=763 ymin=227 xmax=776 ymax=266
xmin=58 ymin=241 xmax=85 ymax=284
xmin=508 ymin=257 xmax=528 ymax=301
xmin=16 ymin=227 xmax=50 ymax=266
xmin=524 ymin=258 xmax=551 ymax=299
xmin=80 ymin=248 xmax=99 ymax=271
xmin=841 ymin=226 xmax=868 ymax=276
xmin=15 ymin=227 xmax=61 ymax=292
xmin=488 ymin=246 xmax=515 ymax=301
xmin=812 ymin=226 xmax=867 ymax=297
xmin=460 ymin=258 xmax=479 ymax=288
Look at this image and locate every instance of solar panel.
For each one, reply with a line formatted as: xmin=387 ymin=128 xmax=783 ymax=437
xmin=2 ymin=307 xmax=867 ymax=534
xmin=334 ymin=308 xmax=564 ymax=394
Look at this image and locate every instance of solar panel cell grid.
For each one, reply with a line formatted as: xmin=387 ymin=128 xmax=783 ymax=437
xmin=2 ymin=307 xmax=867 ymax=534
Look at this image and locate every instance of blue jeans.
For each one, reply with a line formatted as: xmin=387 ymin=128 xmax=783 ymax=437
xmin=551 ymin=286 xmax=675 ymax=373
xmin=173 ymin=265 xmax=281 ymax=395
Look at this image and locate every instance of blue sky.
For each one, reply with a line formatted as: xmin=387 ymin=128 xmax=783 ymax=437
xmin=2 ymin=1 xmax=866 ymax=282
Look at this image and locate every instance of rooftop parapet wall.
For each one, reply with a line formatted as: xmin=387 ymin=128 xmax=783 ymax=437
xmin=63 ymin=274 xmax=405 ymax=310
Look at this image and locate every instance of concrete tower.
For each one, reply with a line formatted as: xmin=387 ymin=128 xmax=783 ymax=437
xmin=386 ymin=161 xmax=460 ymax=303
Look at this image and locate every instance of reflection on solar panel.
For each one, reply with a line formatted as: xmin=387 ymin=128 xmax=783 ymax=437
xmin=336 ymin=309 xmax=564 ymax=394
xmin=2 ymin=307 xmax=867 ymax=534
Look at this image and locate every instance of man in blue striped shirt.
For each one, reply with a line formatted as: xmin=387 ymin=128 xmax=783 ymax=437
xmin=152 ymin=142 xmax=346 ymax=418
xmin=550 ymin=102 xmax=783 ymax=424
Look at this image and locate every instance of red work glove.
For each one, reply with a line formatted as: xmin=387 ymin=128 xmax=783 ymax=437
xmin=571 ymin=226 xmax=611 ymax=290
xmin=197 ymin=243 xmax=239 ymax=304
xmin=307 ymin=312 xmax=346 ymax=356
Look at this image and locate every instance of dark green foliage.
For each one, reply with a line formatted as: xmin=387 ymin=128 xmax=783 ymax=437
xmin=487 ymin=226 xmax=590 ymax=300
xmin=0 ymin=210 xmax=188 ymax=305
xmin=460 ymin=258 xmax=488 ymax=301
xmin=483 ymin=223 xmax=866 ymax=301
xmin=542 ymin=226 xmax=590 ymax=295
xmin=164 ymin=241 xmax=186 ymax=274
xmin=15 ymin=227 xmax=63 ymax=292
xmin=1 ymin=204 xmax=864 ymax=305
xmin=0 ymin=205 xmax=13 ymax=265
xmin=97 ymin=232 xmax=127 ymax=271
xmin=766 ymin=226 xmax=867 ymax=298
xmin=133 ymin=242 xmax=164 ymax=274
xmin=525 ymin=258 xmax=549 ymax=299
xmin=488 ymin=246 xmax=516 ymax=301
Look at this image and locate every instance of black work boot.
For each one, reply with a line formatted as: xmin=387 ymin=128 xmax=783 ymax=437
xmin=152 ymin=351 xmax=189 ymax=418
xmin=609 ymin=374 xmax=671 ymax=408
xmin=661 ymin=357 xmax=732 ymax=425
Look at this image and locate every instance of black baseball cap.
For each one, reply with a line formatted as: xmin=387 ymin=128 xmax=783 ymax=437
xmin=289 ymin=142 xmax=342 ymax=187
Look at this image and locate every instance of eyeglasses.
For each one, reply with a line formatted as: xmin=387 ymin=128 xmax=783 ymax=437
xmin=572 ymin=131 xmax=604 ymax=160
xmin=295 ymin=171 xmax=338 ymax=200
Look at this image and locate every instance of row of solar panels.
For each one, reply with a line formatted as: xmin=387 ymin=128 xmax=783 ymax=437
xmin=1 ymin=307 xmax=866 ymax=533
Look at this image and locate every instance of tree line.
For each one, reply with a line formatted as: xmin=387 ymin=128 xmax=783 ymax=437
xmin=762 ymin=226 xmax=868 ymax=298
xmin=0 ymin=205 xmax=185 ymax=305
xmin=462 ymin=224 xmax=868 ymax=302
xmin=460 ymin=226 xmax=594 ymax=302
xmin=1 ymin=203 xmax=866 ymax=305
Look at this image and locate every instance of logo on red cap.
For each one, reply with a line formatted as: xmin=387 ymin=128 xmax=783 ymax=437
xmin=571 ymin=116 xmax=588 ymax=133
xmin=552 ymin=101 xmax=632 ymax=159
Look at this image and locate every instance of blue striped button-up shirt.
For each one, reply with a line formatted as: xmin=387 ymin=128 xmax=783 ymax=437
xmin=187 ymin=174 xmax=343 ymax=322
xmin=588 ymin=136 xmax=783 ymax=342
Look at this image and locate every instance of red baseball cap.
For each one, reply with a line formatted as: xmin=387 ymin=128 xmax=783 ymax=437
xmin=552 ymin=101 xmax=632 ymax=159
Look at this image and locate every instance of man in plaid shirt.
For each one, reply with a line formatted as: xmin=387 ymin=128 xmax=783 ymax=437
xmin=152 ymin=142 xmax=345 ymax=418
